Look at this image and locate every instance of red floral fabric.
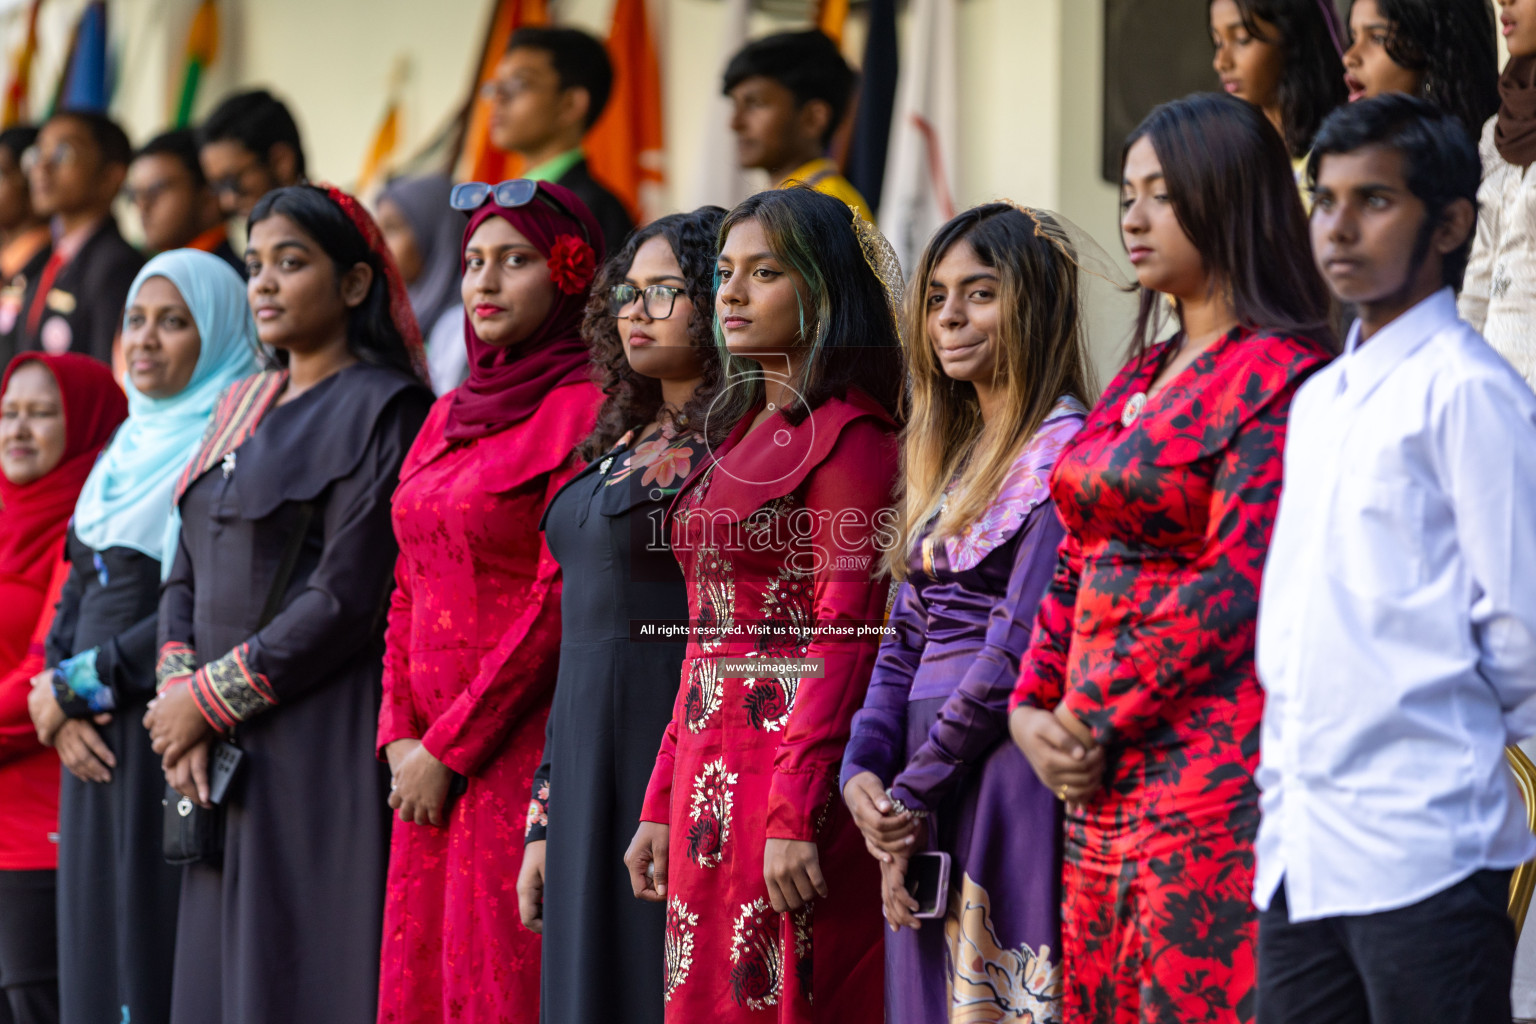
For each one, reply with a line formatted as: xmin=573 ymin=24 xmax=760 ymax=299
xmin=376 ymin=380 xmax=601 ymax=1024
xmin=641 ymin=391 xmax=897 ymax=1022
xmin=1010 ymin=328 xmax=1330 ymax=1023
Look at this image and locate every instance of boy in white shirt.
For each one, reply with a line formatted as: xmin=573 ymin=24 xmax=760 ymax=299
xmin=1254 ymin=93 xmax=1536 ymax=1024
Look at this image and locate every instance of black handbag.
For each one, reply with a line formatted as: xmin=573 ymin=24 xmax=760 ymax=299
xmin=162 ymin=502 xmax=313 ymax=865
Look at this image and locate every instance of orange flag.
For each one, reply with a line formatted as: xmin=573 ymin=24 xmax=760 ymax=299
xmin=456 ymin=0 xmax=549 ymax=184
xmin=3 ymin=0 xmax=44 ymax=127
xmin=584 ymin=0 xmax=665 ymax=224
xmin=817 ymin=0 xmax=850 ymax=46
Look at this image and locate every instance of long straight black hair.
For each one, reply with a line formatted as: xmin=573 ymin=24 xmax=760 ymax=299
xmin=1122 ymin=92 xmax=1336 ymax=356
xmin=248 ymin=185 xmax=417 ymax=378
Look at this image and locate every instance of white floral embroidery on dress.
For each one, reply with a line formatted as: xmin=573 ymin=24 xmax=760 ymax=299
xmin=729 ymin=898 xmax=783 ymax=1010
xmin=664 ymin=898 xmax=700 ymax=1002
xmin=685 ymin=757 xmax=738 ymax=867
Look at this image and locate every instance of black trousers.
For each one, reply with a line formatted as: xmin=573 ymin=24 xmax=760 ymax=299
xmin=1257 ymin=869 xmax=1515 ymax=1024
xmin=0 ymin=869 xmax=58 ymax=1024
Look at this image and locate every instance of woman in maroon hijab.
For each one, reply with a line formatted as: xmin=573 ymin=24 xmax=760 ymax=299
xmin=376 ymin=179 xmax=605 ymax=1024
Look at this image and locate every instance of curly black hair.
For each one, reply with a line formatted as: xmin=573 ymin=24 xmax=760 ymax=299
xmin=1349 ymin=0 xmax=1500 ymax=143
xmin=577 ymin=206 xmax=728 ymax=462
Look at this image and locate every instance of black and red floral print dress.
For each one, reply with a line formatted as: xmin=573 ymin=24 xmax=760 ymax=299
xmin=1009 ymin=327 xmax=1330 ymax=1024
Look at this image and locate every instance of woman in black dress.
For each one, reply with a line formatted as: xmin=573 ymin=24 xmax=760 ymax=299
xmin=515 ymin=206 xmax=725 ymax=1023
xmin=29 ymin=250 xmax=259 ymax=1024
xmin=142 ymin=186 xmax=432 ymax=1024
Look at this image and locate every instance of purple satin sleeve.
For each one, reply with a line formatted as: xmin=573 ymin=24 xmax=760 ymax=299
xmin=888 ymin=503 xmax=1065 ymax=812
xmin=838 ymin=580 xmax=927 ymax=792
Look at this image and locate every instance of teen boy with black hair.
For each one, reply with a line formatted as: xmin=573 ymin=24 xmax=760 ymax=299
xmin=484 ymin=26 xmax=634 ymax=252
xmin=197 ymin=89 xmax=307 ymax=223
xmin=722 ymin=29 xmax=872 ymax=220
xmin=1253 ymin=92 xmax=1536 ymax=1024
xmin=17 ymin=109 xmax=143 ymax=365
xmin=129 ymin=129 xmax=242 ymax=273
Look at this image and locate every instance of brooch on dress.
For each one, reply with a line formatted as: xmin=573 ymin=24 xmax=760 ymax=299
xmin=1121 ymin=392 xmax=1147 ymax=428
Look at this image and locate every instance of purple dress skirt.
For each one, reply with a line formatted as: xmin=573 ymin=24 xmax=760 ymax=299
xmin=840 ymin=407 xmax=1080 ymax=1024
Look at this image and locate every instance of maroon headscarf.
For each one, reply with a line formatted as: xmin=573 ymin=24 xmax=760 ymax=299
xmin=0 ymin=353 xmax=126 ymax=580
xmin=443 ymin=179 xmax=605 ymax=442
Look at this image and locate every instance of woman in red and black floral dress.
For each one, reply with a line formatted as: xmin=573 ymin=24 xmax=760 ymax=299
xmin=1008 ymin=93 xmax=1334 ymax=1023
xmin=623 ymin=187 xmax=903 ymax=1023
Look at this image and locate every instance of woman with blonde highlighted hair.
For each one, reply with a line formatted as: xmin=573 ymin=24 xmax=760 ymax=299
xmin=839 ymin=202 xmax=1125 ymax=1022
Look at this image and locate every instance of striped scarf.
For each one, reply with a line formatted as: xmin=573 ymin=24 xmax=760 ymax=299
xmin=173 ymin=370 xmax=288 ymax=507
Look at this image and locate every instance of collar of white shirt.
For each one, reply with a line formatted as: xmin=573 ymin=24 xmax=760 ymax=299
xmin=1336 ymin=287 xmax=1459 ymax=402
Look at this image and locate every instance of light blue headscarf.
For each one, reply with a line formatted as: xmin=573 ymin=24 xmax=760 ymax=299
xmin=72 ymin=249 xmax=260 ymax=570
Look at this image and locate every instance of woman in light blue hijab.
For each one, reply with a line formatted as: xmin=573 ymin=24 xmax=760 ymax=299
xmin=28 ymin=248 xmax=259 ymax=1024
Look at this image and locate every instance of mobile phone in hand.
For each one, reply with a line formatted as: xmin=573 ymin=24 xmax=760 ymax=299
xmin=905 ymin=851 xmax=951 ymax=919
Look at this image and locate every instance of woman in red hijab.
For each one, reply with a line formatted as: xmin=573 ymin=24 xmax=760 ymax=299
xmin=376 ymin=179 xmax=605 ymax=1024
xmin=0 ymin=352 xmax=124 ymax=1024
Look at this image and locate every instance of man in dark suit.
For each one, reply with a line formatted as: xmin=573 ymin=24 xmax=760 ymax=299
xmin=16 ymin=110 xmax=144 ymax=366
xmin=485 ymin=27 xmax=634 ymax=252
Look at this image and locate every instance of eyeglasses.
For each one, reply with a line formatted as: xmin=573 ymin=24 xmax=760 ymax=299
xmin=21 ymin=141 xmax=79 ymax=174
xmin=123 ymin=179 xmax=176 ymax=208
xmin=449 ymin=178 xmax=591 ymax=245
xmin=208 ymin=162 xmax=266 ymax=200
xmin=609 ymin=284 xmax=684 ymax=319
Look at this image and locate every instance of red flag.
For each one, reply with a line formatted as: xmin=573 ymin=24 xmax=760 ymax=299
xmin=584 ymin=0 xmax=665 ymax=223
xmin=4 ymin=0 xmax=44 ymax=127
xmin=456 ymin=0 xmax=549 ymax=184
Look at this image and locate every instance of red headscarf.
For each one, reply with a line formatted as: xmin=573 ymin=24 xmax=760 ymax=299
xmin=321 ymin=183 xmax=432 ymax=386
xmin=0 ymin=353 xmax=127 ymax=580
xmin=443 ymin=179 xmax=605 ymax=442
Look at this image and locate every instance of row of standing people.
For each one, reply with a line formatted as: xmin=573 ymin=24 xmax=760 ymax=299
xmin=0 ymin=84 xmax=1534 ymax=1024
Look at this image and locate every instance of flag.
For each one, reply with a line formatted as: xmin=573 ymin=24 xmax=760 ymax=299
xmin=455 ymin=0 xmax=548 ymax=185
xmin=584 ymin=0 xmax=665 ymax=224
xmin=55 ymin=1 xmax=110 ymax=114
xmin=817 ymin=0 xmax=850 ymax=46
xmin=845 ymin=0 xmax=897 ymax=216
xmin=3 ymin=0 xmax=44 ymax=127
xmin=358 ymin=57 xmax=409 ymax=195
xmin=879 ymin=0 xmax=957 ymax=274
xmin=173 ymin=0 xmax=218 ymax=127
xmin=690 ymin=0 xmax=751 ymax=210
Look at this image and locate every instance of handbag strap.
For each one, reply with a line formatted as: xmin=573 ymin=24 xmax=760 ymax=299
xmin=257 ymin=502 xmax=315 ymax=630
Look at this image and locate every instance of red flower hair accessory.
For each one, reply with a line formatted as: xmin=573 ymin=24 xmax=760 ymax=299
xmin=548 ymin=233 xmax=597 ymax=295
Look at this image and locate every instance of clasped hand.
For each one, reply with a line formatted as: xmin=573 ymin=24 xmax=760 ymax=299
xmin=384 ymin=738 xmax=453 ymax=826
xmin=28 ymin=670 xmax=116 ymax=785
xmin=1009 ymin=703 xmax=1105 ymax=809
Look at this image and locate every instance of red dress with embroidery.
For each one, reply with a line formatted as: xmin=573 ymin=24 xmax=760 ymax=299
xmin=376 ymin=380 xmax=601 ymax=1024
xmin=640 ymin=390 xmax=897 ymax=1023
xmin=1009 ymin=329 xmax=1330 ymax=1023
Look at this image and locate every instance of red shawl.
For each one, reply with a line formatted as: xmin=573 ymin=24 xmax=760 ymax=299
xmin=444 ymin=180 xmax=604 ymax=442
xmin=0 ymin=353 xmax=126 ymax=580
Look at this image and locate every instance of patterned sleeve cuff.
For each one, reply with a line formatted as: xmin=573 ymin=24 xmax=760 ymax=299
xmin=53 ymin=647 xmax=115 ymax=717
xmin=525 ymin=778 xmax=549 ymax=843
xmin=156 ymin=642 xmax=197 ymax=693
xmin=189 ymin=643 xmax=278 ymax=733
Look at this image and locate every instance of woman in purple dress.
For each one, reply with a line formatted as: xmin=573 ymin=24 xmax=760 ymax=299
xmin=839 ymin=204 xmax=1130 ymax=1023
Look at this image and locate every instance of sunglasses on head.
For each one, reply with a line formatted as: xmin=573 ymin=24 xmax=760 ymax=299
xmin=449 ymin=179 xmax=590 ymax=244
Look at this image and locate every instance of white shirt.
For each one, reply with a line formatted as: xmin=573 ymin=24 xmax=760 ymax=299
xmin=1254 ymin=288 xmax=1536 ymax=921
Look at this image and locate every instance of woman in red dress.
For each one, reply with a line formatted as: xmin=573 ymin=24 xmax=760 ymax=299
xmin=623 ymin=187 xmax=903 ymax=1023
xmin=376 ymin=180 xmax=604 ymax=1024
xmin=0 ymin=353 xmax=123 ymax=1024
xmin=1007 ymin=93 xmax=1334 ymax=1023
